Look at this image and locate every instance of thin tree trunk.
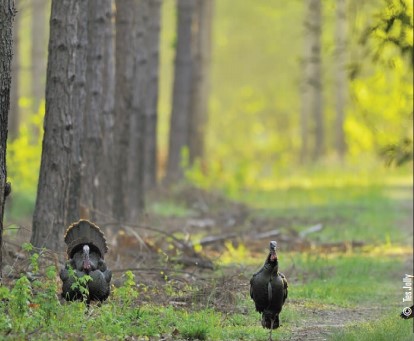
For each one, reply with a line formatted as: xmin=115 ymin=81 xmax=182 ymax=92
xmin=0 ymin=0 xmax=16 ymax=276
xmin=31 ymin=0 xmax=48 ymax=119
xmin=31 ymin=0 xmax=88 ymax=251
xmin=128 ymin=0 xmax=148 ymax=222
xmin=166 ymin=0 xmax=196 ymax=183
xmin=96 ymin=0 xmax=115 ymax=223
xmin=113 ymin=0 xmax=136 ymax=223
xmin=300 ymin=5 xmax=312 ymax=164
xmin=308 ymin=0 xmax=324 ymax=162
xmin=143 ymin=0 xmax=162 ymax=190
xmin=8 ymin=0 xmax=18 ymax=140
xmin=189 ymin=0 xmax=213 ymax=165
xmin=335 ymin=0 xmax=347 ymax=159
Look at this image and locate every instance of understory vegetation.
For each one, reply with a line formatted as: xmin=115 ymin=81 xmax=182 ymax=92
xmin=2 ymin=168 xmax=413 ymax=340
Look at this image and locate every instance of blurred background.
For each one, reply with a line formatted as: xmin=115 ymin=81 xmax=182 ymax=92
xmin=5 ymin=0 xmax=413 ymax=221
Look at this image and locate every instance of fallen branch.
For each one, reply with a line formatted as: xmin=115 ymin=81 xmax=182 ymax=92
xmin=299 ymin=223 xmax=324 ymax=238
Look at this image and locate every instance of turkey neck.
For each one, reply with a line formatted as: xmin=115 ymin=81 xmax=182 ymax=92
xmin=262 ymin=254 xmax=279 ymax=275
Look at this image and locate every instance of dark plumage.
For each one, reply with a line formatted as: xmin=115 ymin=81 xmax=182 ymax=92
xmin=250 ymin=241 xmax=288 ymax=340
xmin=60 ymin=220 xmax=112 ymax=303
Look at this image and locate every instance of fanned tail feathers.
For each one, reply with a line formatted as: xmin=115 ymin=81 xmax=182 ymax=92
xmin=64 ymin=219 xmax=108 ymax=258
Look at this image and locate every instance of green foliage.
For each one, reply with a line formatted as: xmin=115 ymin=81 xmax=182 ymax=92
xmin=68 ymin=266 xmax=92 ymax=301
xmin=112 ymin=270 xmax=139 ymax=308
xmin=6 ymin=107 xmax=44 ymax=221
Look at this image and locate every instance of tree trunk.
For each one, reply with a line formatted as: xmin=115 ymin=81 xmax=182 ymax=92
xmin=127 ymin=0 xmax=148 ymax=222
xmin=81 ymin=0 xmax=112 ymax=222
xmin=0 ymin=0 xmax=16 ymax=277
xmin=166 ymin=0 xmax=196 ymax=183
xmin=113 ymin=0 xmax=136 ymax=223
xmin=307 ymin=0 xmax=324 ymax=162
xmin=335 ymin=0 xmax=347 ymax=159
xmin=8 ymin=0 xmax=18 ymax=140
xmin=189 ymin=0 xmax=213 ymax=165
xmin=31 ymin=0 xmax=48 ymax=118
xmin=31 ymin=0 xmax=88 ymax=251
xmin=96 ymin=0 xmax=115 ymax=223
xmin=143 ymin=0 xmax=162 ymax=190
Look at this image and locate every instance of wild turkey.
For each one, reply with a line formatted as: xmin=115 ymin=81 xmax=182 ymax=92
xmin=59 ymin=220 xmax=112 ymax=303
xmin=400 ymin=305 xmax=413 ymax=319
xmin=250 ymin=241 xmax=288 ymax=341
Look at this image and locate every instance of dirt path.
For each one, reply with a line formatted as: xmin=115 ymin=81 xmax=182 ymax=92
xmin=287 ymin=304 xmax=383 ymax=341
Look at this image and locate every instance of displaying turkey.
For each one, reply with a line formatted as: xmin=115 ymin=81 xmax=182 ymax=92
xmin=250 ymin=241 xmax=288 ymax=341
xmin=59 ymin=219 xmax=112 ymax=303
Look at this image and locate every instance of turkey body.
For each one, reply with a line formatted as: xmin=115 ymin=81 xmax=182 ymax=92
xmin=60 ymin=220 xmax=112 ymax=303
xmin=250 ymin=241 xmax=288 ymax=337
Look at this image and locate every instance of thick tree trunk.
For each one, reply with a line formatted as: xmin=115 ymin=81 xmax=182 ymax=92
xmin=113 ymin=0 xmax=136 ymax=223
xmin=31 ymin=0 xmax=48 ymax=118
xmin=0 ymin=0 xmax=16 ymax=276
xmin=31 ymin=0 xmax=87 ymax=251
xmin=143 ymin=0 xmax=162 ymax=190
xmin=166 ymin=0 xmax=196 ymax=182
xmin=66 ymin=0 xmax=87 ymax=226
xmin=96 ymin=0 xmax=115 ymax=223
xmin=335 ymin=0 xmax=347 ymax=159
xmin=81 ymin=0 xmax=112 ymax=222
xmin=128 ymin=0 xmax=148 ymax=222
xmin=189 ymin=0 xmax=213 ymax=165
xmin=8 ymin=0 xmax=18 ymax=140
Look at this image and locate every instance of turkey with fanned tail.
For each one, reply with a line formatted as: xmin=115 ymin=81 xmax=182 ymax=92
xmin=59 ymin=219 xmax=112 ymax=303
xmin=250 ymin=241 xmax=288 ymax=341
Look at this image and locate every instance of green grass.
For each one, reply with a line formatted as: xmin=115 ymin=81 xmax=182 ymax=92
xmin=148 ymin=200 xmax=195 ymax=218
xmin=231 ymin=176 xmax=412 ymax=244
xmin=285 ymin=251 xmax=406 ymax=306
xmin=331 ymin=314 xmax=413 ymax=341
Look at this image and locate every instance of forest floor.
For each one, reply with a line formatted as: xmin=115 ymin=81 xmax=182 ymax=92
xmin=1 ymin=181 xmax=413 ymax=340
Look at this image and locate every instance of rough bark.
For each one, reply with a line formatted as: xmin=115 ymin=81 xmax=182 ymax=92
xmin=113 ymin=0 xmax=136 ymax=223
xmin=31 ymin=0 xmax=88 ymax=251
xmin=189 ymin=0 xmax=213 ymax=165
xmin=8 ymin=0 xmax=18 ymax=140
xmin=81 ymin=0 xmax=112 ymax=222
xmin=166 ymin=0 xmax=196 ymax=182
xmin=335 ymin=0 xmax=347 ymax=159
xmin=143 ymin=0 xmax=162 ymax=190
xmin=128 ymin=0 xmax=148 ymax=222
xmin=31 ymin=0 xmax=48 ymax=117
xmin=0 ymin=0 xmax=16 ymax=277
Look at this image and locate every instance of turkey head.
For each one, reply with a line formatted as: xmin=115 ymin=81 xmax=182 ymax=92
xmin=60 ymin=220 xmax=112 ymax=303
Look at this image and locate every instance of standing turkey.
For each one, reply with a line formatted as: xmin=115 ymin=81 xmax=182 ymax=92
xmin=250 ymin=241 xmax=288 ymax=341
xmin=59 ymin=220 xmax=112 ymax=303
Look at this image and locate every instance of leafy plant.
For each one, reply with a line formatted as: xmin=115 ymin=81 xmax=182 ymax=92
xmin=68 ymin=267 xmax=92 ymax=301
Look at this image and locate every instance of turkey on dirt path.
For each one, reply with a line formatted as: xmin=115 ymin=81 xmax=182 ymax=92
xmin=60 ymin=220 xmax=112 ymax=303
xmin=250 ymin=241 xmax=288 ymax=341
